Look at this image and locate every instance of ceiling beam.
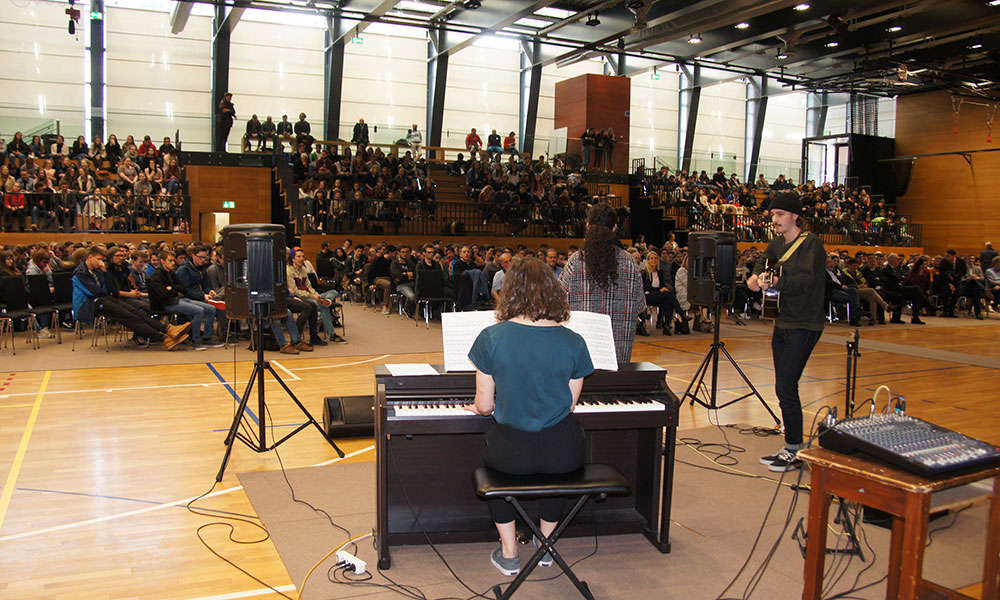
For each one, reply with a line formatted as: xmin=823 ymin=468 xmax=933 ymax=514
xmin=329 ymin=0 xmax=402 ymax=45
xmin=436 ymin=0 xmax=559 ymax=58
xmin=170 ymin=1 xmax=194 ymax=34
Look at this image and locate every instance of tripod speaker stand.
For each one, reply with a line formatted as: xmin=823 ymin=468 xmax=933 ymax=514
xmin=681 ymin=285 xmax=781 ymax=426
xmin=216 ymin=303 xmax=344 ymax=482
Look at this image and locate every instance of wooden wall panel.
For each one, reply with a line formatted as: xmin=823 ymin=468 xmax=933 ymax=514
xmin=895 ymin=90 xmax=1000 ymax=255
xmin=554 ymin=73 xmax=631 ymax=173
xmin=186 ymin=165 xmax=272 ymax=242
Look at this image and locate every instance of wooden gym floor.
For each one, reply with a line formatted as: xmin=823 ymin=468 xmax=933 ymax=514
xmin=0 ymin=309 xmax=997 ymax=599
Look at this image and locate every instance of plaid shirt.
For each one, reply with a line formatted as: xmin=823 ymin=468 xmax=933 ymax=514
xmin=560 ymin=248 xmax=646 ymax=363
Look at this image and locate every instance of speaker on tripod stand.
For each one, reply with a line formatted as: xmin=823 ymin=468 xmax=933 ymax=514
xmin=682 ymin=231 xmax=780 ymax=425
xmin=216 ymin=224 xmax=343 ymax=482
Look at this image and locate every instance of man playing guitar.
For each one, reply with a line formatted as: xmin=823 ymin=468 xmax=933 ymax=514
xmin=746 ymin=192 xmax=827 ymax=472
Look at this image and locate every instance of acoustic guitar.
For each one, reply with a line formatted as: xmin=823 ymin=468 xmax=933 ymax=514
xmin=760 ymin=260 xmax=780 ymax=319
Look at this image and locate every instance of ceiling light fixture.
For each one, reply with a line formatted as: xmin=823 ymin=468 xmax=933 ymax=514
xmin=464 ymin=0 xmax=481 ymax=8
xmin=989 ymin=0 xmax=1000 ymax=6
xmin=585 ymin=11 xmax=600 ymax=26
xmin=825 ymin=41 xmax=839 ymax=47
xmin=777 ymin=52 xmax=789 ymax=59
xmin=793 ymin=3 xmax=810 ymax=10
xmin=886 ymin=24 xmax=902 ymax=32
xmin=969 ymin=42 xmax=984 ymax=49
xmin=735 ymin=22 xmax=750 ymax=29
xmin=688 ymin=34 xmax=702 ymax=43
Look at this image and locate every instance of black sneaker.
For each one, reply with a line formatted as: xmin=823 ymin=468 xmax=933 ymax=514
xmin=331 ymin=334 xmax=348 ymax=343
xmin=766 ymin=448 xmax=802 ymax=472
xmin=310 ymin=337 xmax=329 ymax=346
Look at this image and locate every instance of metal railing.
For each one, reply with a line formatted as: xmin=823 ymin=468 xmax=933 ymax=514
xmin=661 ymin=205 xmax=921 ymax=247
xmin=2 ymin=191 xmax=191 ymax=234
xmin=299 ymin=198 xmax=630 ymax=239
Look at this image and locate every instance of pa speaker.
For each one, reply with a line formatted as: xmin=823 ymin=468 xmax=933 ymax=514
xmin=323 ymin=395 xmax=374 ymax=438
xmin=687 ymin=231 xmax=737 ymax=306
xmin=223 ymin=224 xmax=287 ymax=319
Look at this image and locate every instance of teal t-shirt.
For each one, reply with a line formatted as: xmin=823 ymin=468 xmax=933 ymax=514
xmin=468 ymin=320 xmax=594 ymax=432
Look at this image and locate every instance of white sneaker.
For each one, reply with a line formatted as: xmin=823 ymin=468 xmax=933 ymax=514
xmin=381 ymin=307 xmax=391 ymax=315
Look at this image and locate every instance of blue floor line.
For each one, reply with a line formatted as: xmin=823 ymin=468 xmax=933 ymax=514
xmin=206 ymin=362 xmax=259 ymax=425
xmin=15 ymin=487 xmax=258 ymax=519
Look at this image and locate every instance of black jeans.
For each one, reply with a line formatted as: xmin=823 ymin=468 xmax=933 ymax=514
xmin=483 ymin=413 xmax=585 ymax=524
xmin=771 ymin=326 xmax=822 ymax=447
xmin=97 ymin=297 xmax=167 ymax=341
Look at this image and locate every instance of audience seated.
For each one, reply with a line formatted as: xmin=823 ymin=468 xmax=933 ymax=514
xmin=2 ymin=129 xmax=188 ymax=234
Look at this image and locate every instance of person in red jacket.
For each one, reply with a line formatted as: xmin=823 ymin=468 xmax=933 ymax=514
xmin=4 ymin=182 xmax=27 ymax=231
xmin=465 ymin=128 xmax=483 ymax=153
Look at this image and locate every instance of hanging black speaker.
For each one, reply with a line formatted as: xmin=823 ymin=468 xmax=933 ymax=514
xmin=223 ymin=224 xmax=287 ymax=319
xmin=687 ymin=231 xmax=737 ymax=306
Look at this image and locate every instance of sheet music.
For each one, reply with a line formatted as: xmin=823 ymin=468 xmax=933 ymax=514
xmin=384 ymin=363 xmax=439 ymax=376
xmin=563 ymin=312 xmax=618 ymax=371
xmin=441 ymin=310 xmax=618 ymax=372
xmin=442 ymin=311 xmax=498 ymax=372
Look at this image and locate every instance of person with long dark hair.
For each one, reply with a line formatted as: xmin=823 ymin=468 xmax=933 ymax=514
xmin=467 ymin=257 xmax=594 ymax=577
xmin=559 ymin=202 xmax=645 ymax=362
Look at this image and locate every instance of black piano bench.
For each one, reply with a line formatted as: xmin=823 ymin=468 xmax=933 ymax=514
xmin=472 ymin=464 xmax=632 ymax=600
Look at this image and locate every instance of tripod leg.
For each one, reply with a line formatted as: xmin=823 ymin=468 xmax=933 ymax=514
xmin=264 ymin=364 xmax=345 ymax=458
xmin=216 ymin=363 xmax=260 ymax=482
xmin=682 ymin=349 xmax=714 ymax=408
xmin=716 ymin=344 xmax=781 ymax=425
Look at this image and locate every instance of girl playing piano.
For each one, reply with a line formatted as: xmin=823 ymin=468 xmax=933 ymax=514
xmin=467 ymin=257 xmax=594 ymax=576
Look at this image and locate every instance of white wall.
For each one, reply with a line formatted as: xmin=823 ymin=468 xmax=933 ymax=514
xmin=630 ymin=71 xmax=680 ymax=170
xmin=757 ymin=90 xmax=807 ymax=181
xmin=0 ymin=0 xmax=86 ymax=142
xmin=691 ymin=80 xmax=746 ymax=176
xmin=106 ymin=4 xmax=213 ymax=151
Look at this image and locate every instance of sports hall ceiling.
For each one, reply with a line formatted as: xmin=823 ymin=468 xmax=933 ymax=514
xmin=180 ymin=0 xmax=1000 ymax=99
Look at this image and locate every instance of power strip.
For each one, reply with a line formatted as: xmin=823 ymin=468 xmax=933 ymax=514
xmin=336 ymin=550 xmax=367 ymax=575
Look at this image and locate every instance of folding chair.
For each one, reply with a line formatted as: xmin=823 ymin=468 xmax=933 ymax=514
xmin=1 ymin=275 xmax=41 ymax=353
xmin=26 ymin=274 xmax=64 ymax=344
xmin=414 ymin=269 xmax=455 ymax=329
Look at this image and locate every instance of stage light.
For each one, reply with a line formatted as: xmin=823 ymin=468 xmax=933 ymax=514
xmin=585 ymin=12 xmax=600 ymax=26
xmin=688 ymin=34 xmax=702 ymax=44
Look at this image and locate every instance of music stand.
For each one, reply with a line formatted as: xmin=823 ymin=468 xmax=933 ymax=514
xmin=216 ymin=303 xmax=344 ymax=482
xmin=681 ymin=285 xmax=781 ymax=426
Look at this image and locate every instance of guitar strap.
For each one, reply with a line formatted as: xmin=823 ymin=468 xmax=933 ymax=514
xmin=775 ymin=232 xmax=809 ymax=270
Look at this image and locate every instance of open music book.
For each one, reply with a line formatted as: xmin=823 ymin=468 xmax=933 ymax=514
xmin=441 ymin=311 xmax=619 ymax=372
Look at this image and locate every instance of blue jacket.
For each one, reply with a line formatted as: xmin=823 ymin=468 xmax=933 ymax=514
xmin=176 ymin=260 xmax=209 ymax=301
xmin=72 ymin=262 xmax=110 ymax=323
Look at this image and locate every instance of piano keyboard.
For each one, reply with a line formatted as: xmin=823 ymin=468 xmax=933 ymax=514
xmin=389 ymin=395 xmax=669 ymax=419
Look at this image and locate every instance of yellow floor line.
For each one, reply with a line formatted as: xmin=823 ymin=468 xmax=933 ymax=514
xmin=0 ymin=403 xmax=37 ymax=409
xmin=0 ymin=370 xmax=51 ymax=533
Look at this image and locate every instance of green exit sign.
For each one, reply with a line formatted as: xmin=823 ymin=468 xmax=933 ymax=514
xmin=90 ymin=10 xmax=103 ymax=19
xmin=351 ymin=36 xmax=364 ymax=44
xmin=223 ymin=201 xmax=235 ymax=209
xmin=651 ymin=72 xmax=660 ymax=80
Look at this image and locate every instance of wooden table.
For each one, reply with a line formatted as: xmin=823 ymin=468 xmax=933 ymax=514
xmin=797 ymin=447 xmax=1000 ymax=600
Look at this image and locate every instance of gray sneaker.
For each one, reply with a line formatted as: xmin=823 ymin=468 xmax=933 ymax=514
xmin=490 ymin=547 xmax=519 ymax=576
xmin=532 ymin=536 xmax=553 ymax=567
xmin=766 ymin=448 xmax=802 ymax=472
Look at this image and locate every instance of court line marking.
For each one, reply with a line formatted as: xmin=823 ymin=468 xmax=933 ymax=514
xmin=291 ymin=353 xmax=392 ymax=371
xmin=207 ymin=362 xmax=257 ymax=425
xmin=15 ymin=488 xmax=258 ymax=519
xmin=0 ymin=444 xmax=375 ymax=542
xmin=0 ymin=403 xmax=37 ymax=409
xmin=269 ymin=360 xmax=300 ymax=381
xmin=182 ymin=584 xmax=297 ymax=600
xmin=0 ymin=371 xmax=51 ymax=534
